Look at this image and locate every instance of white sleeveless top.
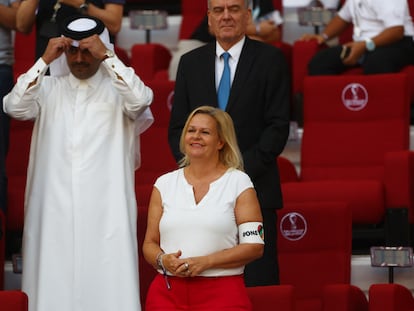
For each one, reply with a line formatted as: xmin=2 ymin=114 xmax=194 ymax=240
xmin=155 ymin=167 xmax=254 ymax=277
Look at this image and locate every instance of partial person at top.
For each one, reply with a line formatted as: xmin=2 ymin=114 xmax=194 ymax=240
xmin=168 ymin=0 xmax=283 ymax=80
xmin=168 ymin=0 xmax=290 ymax=286
xmin=144 ymin=105 xmax=264 ymax=310
xmin=300 ymin=0 xmax=414 ymax=75
xmin=16 ymin=0 xmax=124 ymax=59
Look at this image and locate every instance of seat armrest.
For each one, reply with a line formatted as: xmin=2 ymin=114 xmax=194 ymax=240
xmin=384 ymin=151 xmax=414 ymax=222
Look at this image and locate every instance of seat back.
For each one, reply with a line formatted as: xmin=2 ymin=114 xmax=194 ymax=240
xmin=301 ymin=73 xmax=410 ymax=182
xmin=130 ymin=43 xmax=172 ymax=81
xmin=13 ymin=29 xmax=36 ymax=82
xmin=178 ymin=0 xmax=208 ymax=40
xmin=114 ymin=45 xmax=130 ymax=66
xmin=135 ymin=80 xmax=177 ymax=197
xmin=0 ymin=290 xmax=28 ymax=311
xmin=278 ymin=202 xmax=352 ymax=311
xmin=6 ymin=120 xmax=34 ymax=232
xmin=246 ymin=285 xmax=295 ymax=311
xmin=409 ymin=0 xmax=414 ymax=18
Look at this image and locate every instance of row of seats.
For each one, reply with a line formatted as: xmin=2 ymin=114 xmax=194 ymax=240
xmin=134 ymin=80 xmax=177 ymax=307
xmin=1 ymin=283 xmax=413 ymax=311
xmin=280 ymin=73 xmax=414 ymax=248
xmin=247 ymin=283 xmax=414 ymax=311
xmin=134 ymin=158 xmax=356 ymax=310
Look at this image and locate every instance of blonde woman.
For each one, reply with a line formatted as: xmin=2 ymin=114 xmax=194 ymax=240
xmin=143 ymin=106 xmax=264 ymax=310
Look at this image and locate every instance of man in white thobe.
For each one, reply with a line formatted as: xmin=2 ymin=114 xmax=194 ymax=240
xmin=3 ymin=15 xmax=153 ymax=311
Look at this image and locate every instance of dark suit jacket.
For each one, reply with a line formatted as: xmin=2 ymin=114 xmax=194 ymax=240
xmin=168 ymin=37 xmax=290 ymax=210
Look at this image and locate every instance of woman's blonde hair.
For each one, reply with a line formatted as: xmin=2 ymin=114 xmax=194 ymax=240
xmin=178 ymin=106 xmax=244 ymax=170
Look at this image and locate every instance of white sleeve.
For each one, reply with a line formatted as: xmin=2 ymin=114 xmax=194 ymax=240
xmin=3 ymin=58 xmax=48 ymax=120
xmin=102 ymin=56 xmax=154 ymax=120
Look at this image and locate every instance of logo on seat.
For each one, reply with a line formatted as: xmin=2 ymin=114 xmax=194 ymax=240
xmin=342 ymin=83 xmax=368 ymax=111
xmin=280 ymin=212 xmax=307 ymax=241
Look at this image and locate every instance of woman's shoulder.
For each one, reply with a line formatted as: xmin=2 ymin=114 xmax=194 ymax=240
xmin=226 ymin=168 xmax=252 ymax=183
xmin=155 ymin=167 xmax=183 ymax=184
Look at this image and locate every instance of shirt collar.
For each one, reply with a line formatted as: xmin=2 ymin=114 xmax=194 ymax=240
xmin=216 ymin=36 xmax=245 ymax=60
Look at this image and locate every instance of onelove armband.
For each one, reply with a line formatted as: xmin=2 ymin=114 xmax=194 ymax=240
xmin=238 ymin=222 xmax=265 ymax=244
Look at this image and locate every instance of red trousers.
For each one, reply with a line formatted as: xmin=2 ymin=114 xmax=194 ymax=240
xmin=145 ymin=274 xmax=252 ymax=311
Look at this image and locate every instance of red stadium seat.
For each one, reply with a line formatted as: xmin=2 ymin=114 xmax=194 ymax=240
xmin=246 ymin=285 xmax=295 ymax=311
xmin=322 ymin=284 xmax=368 ymax=311
xmin=278 ymin=202 xmax=368 ymax=311
xmin=130 ymin=0 xmax=206 ymax=81
xmin=114 ymin=45 xmax=130 ymax=66
xmin=6 ymin=120 xmax=34 ymax=234
xmin=13 ymin=29 xmax=36 ymax=82
xmin=0 ymin=290 xmax=28 ymax=311
xmin=135 ymin=80 xmax=177 ymax=187
xmin=279 ymin=73 xmax=414 ymax=247
xmin=368 ymin=283 xmax=414 ymax=311
xmin=134 ymin=81 xmax=178 ymax=308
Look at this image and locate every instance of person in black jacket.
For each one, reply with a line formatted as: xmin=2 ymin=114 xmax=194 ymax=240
xmin=168 ymin=0 xmax=290 ymax=286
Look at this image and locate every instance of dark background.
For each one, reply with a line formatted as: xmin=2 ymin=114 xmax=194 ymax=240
xmin=124 ymin=0 xmax=181 ymax=15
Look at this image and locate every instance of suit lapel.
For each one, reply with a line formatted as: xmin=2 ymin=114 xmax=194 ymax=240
xmin=198 ymin=43 xmax=219 ymax=107
xmin=207 ymin=44 xmax=219 ymax=107
xmin=227 ymin=38 xmax=256 ymax=112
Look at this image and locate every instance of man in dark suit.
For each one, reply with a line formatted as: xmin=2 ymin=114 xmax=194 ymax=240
xmin=168 ymin=0 xmax=290 ymax=286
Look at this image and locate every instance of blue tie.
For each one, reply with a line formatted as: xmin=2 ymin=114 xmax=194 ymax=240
xmin=218 ymin=52 xmax=231 ymax=110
